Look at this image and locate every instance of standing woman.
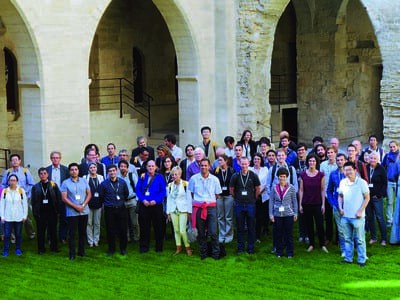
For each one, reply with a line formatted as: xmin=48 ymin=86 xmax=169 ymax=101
xmin=299 ymin=153 xmax=328 ymax=253
xmin=239 ymin=130 xmax=257 ymax=160
xmin=214 ymin=154 xmax=235 ymax=252
xmin=0 ymin=174 xmax=28 ymax=256
xmin=160 ymin=156 xmax=177 ymax=239
xmin=85 ymin=163 xmax=104 ymax=247
xmin=166 ymin=166 xmax=193 ymax=256
xmin=269 ymin=167 xmax=298 ymax=257
xmin=250 ymin=153 xmax=270 ymax=241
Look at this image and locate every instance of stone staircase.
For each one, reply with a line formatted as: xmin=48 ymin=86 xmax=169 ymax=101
xmin=90 ymin=110 xmax=148 ymax=155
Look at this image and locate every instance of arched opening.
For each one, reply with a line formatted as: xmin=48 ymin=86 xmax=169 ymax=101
xmin=0 ymin=0 xmax=40 ymax=164
xmin=4 ymin=47 xmax=19 ymax=115
xmin=89 ymin=0 xmax=180 ymax=139
xmin=270 ymin=0 xmax=383 ymax=145
xmin=270 ymin=1 xmax=297 ymax=143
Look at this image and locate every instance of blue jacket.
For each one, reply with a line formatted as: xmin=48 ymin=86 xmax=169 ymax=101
xmin=136 ymin=173 xmax=166 ymax=204
xmin=382 ymin=150 xmax=399 ymax=182
xmin=326 ymin=169 xmax=346 ymax=209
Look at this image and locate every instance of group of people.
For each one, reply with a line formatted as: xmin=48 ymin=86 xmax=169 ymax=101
xmin=1 ymin=129 xmax=399 ymax=266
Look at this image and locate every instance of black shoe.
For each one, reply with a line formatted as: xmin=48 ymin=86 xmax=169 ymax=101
xmin=236 ymin=249 xmax=244 ymax=255
xmin=219 ymin=244 xmax=227 ymax=258
xmin=342 ymin=260 xmax=352 ymax=264
xmin=358 ymin=262 xmax=366 ymax=267
xmin=69 ymin=255 xmax=75 ymax=260
xmin=200 ymin=255 xmax=207 ymax=260
xmin=77 ymin=252 xmax=85 ymax=257
xmin=38 ymin=251 xmax=45 ymax=255
xmin=120 ymin=250 xmax=127 ymax=256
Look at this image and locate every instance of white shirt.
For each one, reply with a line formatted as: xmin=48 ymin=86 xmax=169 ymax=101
xmin=188 ymin=173 xmax=222 ymax=204
xmin=338 ymin=177 xmax=369 ymax=218
xmin=0 ymin=186 xmax=28 ymax=222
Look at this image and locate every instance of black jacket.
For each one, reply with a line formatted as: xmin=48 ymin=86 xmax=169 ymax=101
xmin=31 ymin=181 xmax=62 ymax=218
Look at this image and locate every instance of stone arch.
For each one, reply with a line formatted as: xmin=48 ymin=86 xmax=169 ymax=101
xmin=0 ymin=0 xmax=41 ymax=164
xmin=356 ymin=0 xmax=400 ymax=147
xmin=86 ymin=0 xmax=199 ymax=147
xmin=255 ymin=0 xmax=386 ymax=146
xmin=237 ymin=0 xmax=293 ymax=141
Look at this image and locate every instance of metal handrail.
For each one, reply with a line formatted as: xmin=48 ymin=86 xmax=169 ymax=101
xmin=89 ymin=77 xmax=153 ymax=136
xmin=0 ymin=148 xmax=10 ymax=178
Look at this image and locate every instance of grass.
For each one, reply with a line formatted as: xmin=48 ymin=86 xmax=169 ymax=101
xmin=1 ymin=226 xmax=400 ymax=300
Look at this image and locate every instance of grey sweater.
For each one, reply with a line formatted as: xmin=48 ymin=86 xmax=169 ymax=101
xmin=269 ymin=184 xmax=298 ymax=217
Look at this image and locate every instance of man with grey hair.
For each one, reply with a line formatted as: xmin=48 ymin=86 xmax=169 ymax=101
xmin=186 ymin=147 xmax=205 ymax=181
xmin=352 ymin=140 xmax=363 ymax=161
xmin=131 ymin=136 xmax=155 ymax=161
xmin=118 ymin=149 xmax=137 ymax=174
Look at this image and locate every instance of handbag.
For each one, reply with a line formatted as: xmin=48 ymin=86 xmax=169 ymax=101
xmin=186 ymin=219 xmax=198 ymax=243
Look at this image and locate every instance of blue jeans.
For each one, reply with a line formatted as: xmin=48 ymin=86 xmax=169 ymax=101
xmin=387 ymin=181 xmax=397 ymax=224
xmin=341 ymin=217 xmax=367 ymax=264
xmin=4 ymin=221 xmax=23 ymax=253
xmin=235 ymin=203 xmax=256 ymax=252
xmin=332 ymin=207 xmax=345 ymax=253
xmin=366 ymin=197 xmax=387 ymax=241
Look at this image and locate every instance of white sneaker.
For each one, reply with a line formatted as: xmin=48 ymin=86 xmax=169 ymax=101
xmin=341 ymin=252 xmax=345 ymax=258
xmin=321 ymin=246 xmax=329 ymax=253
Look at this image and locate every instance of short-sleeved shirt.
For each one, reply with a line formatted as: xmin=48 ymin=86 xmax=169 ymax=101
xmin=188 ymin=173 xmax=222 ymax=204
xmin=229 ymin=171 xmax=261 ymax=204
xmin=338 ymin=177 xmax=369 ymax=218
xmin=60 ymin=177 xmax=90 ymax=217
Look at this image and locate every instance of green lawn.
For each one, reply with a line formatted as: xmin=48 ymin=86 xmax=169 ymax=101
xmin=1 ymin=228 xmax=399 ymax=299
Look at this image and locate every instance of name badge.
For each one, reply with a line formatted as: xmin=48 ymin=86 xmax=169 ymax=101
xmin=43 ymin=199 xmax=49 ymax=204
xmin=75 ymin=194 xmax=81 ymax=200
xmin=94 ymin=192 xmax=99 ymax=197
xmin=368 ymin=184 xmax=374 ymax=188
xmin=241 ymin=191 xmax=248 ymax=196
xmin=279 ymin=206 xmax=285 ymax=212
xmin=116 ymin=195 xmax=120 ymax=200
xmin=145 ymin=191 xmax=150 ymax=196
xmin=222 ymin=186 xmax=228 ymax=191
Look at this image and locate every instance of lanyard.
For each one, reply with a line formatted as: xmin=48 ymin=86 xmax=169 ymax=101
xmin=110 ymin=180 xmax=119 ymax=194
xmin=277 ymin=184 xmax=288 ymax=201
xmin=41 ymin=182 xmax=48 ymax=198
xmin=90 ymin=177 xmax=99 ymax=190
xmin=240 ymin=171 xmax=250 ymax=189
xmin=221 ymin=169 xmax=228 ymax=185
xmin=369 ymin=168 xmax=374 ymax=183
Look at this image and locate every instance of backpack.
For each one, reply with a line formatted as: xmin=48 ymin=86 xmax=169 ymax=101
xmin=3 ymin=187 xmax=24 ymax=200
xmin=269 ymin=164 xmax=294 ymax=190
xmin=7 ymin=168 xmax=28 ymax=183
xmin=128 ymin=172 xmax=137 ymax=192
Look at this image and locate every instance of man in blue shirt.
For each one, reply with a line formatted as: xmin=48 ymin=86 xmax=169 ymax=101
xmin=101 ymin=143 xmax=119 ymax=167
xmin=99 ymin=164 xmax=129 ymax=256
xmin=326 ymin=153 xmax=347 ymax=257
xmin=61 ymin=163 xmax=91 ymax=260
xmin=136 ymin=160 xmax=166 ymax=253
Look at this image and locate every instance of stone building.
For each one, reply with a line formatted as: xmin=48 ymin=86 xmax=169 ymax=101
xmin=0 ymin=0 xmax=398 ymax=171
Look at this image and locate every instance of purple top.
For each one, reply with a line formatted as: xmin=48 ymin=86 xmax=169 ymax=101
xmin=300 ymin=171 xmax=325 ymax=206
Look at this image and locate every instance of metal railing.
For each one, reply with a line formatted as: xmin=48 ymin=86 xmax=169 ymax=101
xmin=0 ymin=148 xmax=10 ymax=180
xmin=270 ymin=73 xmax=297 ymax=110
xmin=89 ymin=78 xmax=153 ymax=136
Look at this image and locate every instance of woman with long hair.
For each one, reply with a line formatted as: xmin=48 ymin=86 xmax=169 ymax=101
xmin=299 ymin=153 xmax=328 ymax=253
